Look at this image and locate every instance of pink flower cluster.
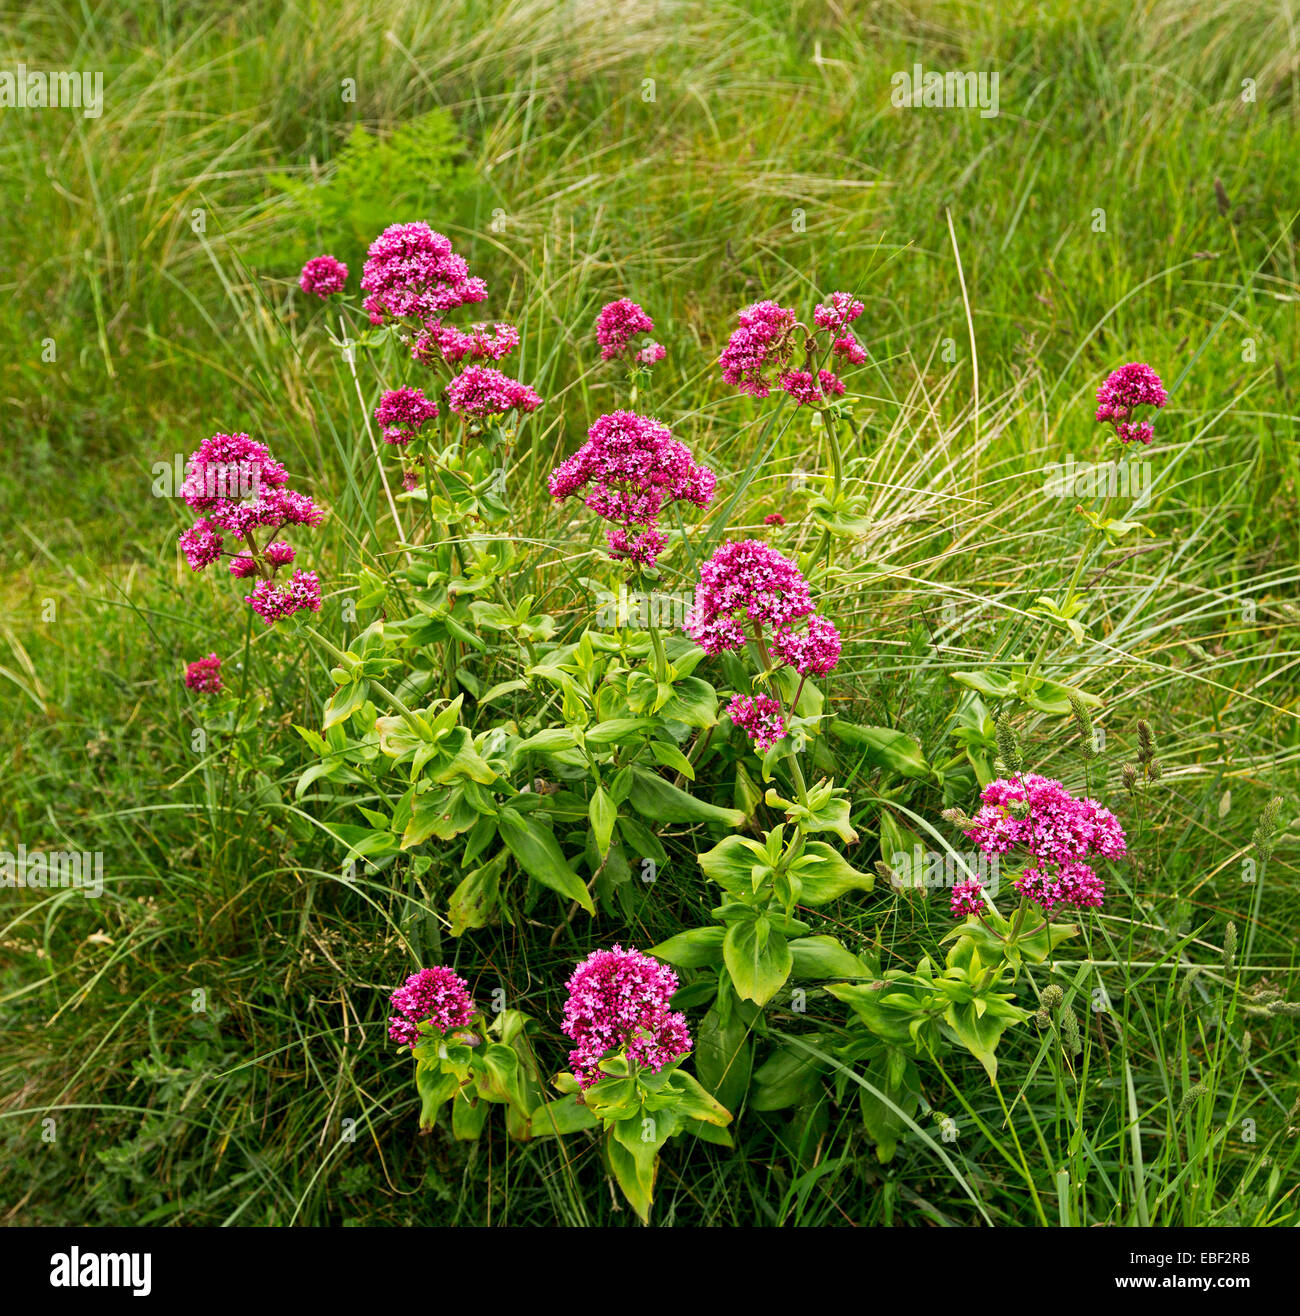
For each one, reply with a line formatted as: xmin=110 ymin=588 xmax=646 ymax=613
xmin=726 ymin=693 xmax=786 ymax=752
xmin=594 ymin=298 xmax=661 ymax=364
xmin=374 ymin=386 xmax=439 ymax=445
xmin=413 ymin=320 xmax=519 ymax=366
xmin=184 ymin=653 xmax=222 ymax=694
xmin=955 ymin=774 xmax=1127 ymax=915
xmin=778 ymin=368 xmax=845 ymax=408
xmin=299 ymin=255 xmax=348 ymax=298
xmin=684 ymin=540 xmax=815 ymax=654
xmin=813 ymin=291 xmax=865 ymax=332
xmin=718 ymin=300 xmax=798 ymax=397
xmin=245 ymin=569 xmax=322 ymax=626
xmin=1095 ymin=363 xmax=1167 ymax=445
xmin=950 ymin=879 xmax=985 ymax=918
xmin=359 ymin=222 xmax=487 ymax=326
xmin=718 ymin=292 xmax=865 ymax=404
xmin=445 ymin=365 xmax=542 ymax=420
xmin=387 ymin=966 xmax=476 ymax=1049
xmin=178 ymin=433 xmax=323 ymax=624
xmin=548 ymin=410 xmax=715 ymax=568
xmin=771 ymin=613 xmax=842 ymax=677
xmin=561 ymin=945 xmax=691 ymax=1088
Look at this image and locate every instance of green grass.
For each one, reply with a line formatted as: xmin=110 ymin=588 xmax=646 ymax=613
xmin=1 ymin=0 xmax=1297 ymax=1226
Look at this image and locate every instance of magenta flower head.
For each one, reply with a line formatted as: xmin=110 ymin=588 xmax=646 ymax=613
xmin=445 ymin=365 xmax=542 ymax=420
xmin=684 ymin=539 xmax=815 ymax=654
xmin=299 ymin=255 xmax=348 ymax=298
xmin=184 ymin=653 xmax=222 ymax=694
xmin=607 ymin=525 xmax=667 ymax=567
xmin=561 ymin=945 xmax=691 ymax=1088
xmin=726 ymin=693 xmax=786 ymax=752
xmin=637 ymin=341 xmax=666 ymax=366
xmin=245 ymin=568 xmax=322 ymax=626
xmin=771 ymin=613 xmax=842 ymax=677
xmin=950 ymin=879 xmax=985 ymax=918
xmin=177 ymin=432 xmax=323 ymax=623
xmin=595 ymin=298 xmax=655 ymax=362
xmin=1095 ymin=363 xmax=1167 ymax=445
xmin=718 ymin=300 xmax=798 ymax=397
xmin=414 ymin=320 xmax=519 ymax=366
xmin=812 ymin=291 xmax=865 ymax=332
xmin=387 ymin=966 xmax=475 ymax=1049
xmin=359 ymin=222 xmax=487 ymax=326
xmin=962 ymin=774 xmax=1126 ymax=914
xmin=374 ymin=386 xmax=439 ymax=446
xmin=549 ymin=410 xmax=715 ymax=568
xmin=778 ymin=368 xmax=845 ymax=407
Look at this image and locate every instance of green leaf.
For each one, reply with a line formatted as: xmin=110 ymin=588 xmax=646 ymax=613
xmin=670 ymin=1070 xmax=733 ymax=1127
xmin=529 ymin=1095 xmax=600 ymax=1137
xmin=323 ymin=679 xmax=370 ymax=730
xmin=791 ymin=842 xmax=876 ymax=905
xmin=589 ymin=784 xmax=617 ymax=857
xmin=415 ymin=1060 xmax=461 ymax=1129
xmin=649 ymin=739 xmax=695 ymax=780
xmin=627 ymin=767 xmax=746 ymax=827
xmin=724 ymin=916 xmax=794 ymax=1006
xmin=497 ymin=809 xmax=595 ymax=915
xmin=829 ymin=721 xmax=930 ymax=778
xmin=448 ymin=850 xmax=506 ymax=936
xmin=788 ymin=935 xmax=874 ymax=980
xmin=648 ymin=925 xmax=726 ymax=968
xmin=660 ymin=676 xmax=718 ymax=729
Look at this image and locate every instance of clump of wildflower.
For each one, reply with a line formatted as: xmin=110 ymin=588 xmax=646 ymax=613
xmin=177 ymin=433 xmax=323 ymax=623
xmin=718 ymin=300 xmax=798 ymax=397
xmin=595 ymin=298 xmax=656 ymax=362
xmin=387 ymin=966 xmax=475 ymax=1049
xmin=360 ymin=222 xmax=487 ymax=326
xmin=764 ymin=512 xmax=786 ymax=526
xmin=950 ymin=878 xmax=985 ymax=918
xmin=607 ymin=525 xmax=668 ymax=567
xmin=727 ymin=693 xmax=787 ymax=752
xmin=413 ymin=320 xmax=519 ymax=366
xmin=445 ymin=365 xmax=542 ymax=419
xmin=719 ymin=291 xmax=865 ymax=401
xmin=778 ymin=368 xmax=845 ymax=407
xmin=179 ymin=519 xmax=224 ymax=571
xmin=831 ymin=335 xmax=867 ymax=365
xmin=637 ymin=341 xmax=666 ymax=366
xmin=961 ymin=774 xmax=1126 ymax=914
xmin=299 ymin=255 xmax=348 ymax=298
xmin=245 ymin=569 xmax=322 ymax=626
xmin=771 ymin=614 xmax=842 ymax=677
xmin=812 ymin=291 xmax=865 ymax=332
xmin=561 ymin=945 xmax=691 ymax=1088
xmin=684 ymin=539 xmax=814 ymax=653
xmin=548 ymin=411 xmax=714 ymax=568
xmin=184 ymin=653 xmax=222 ymax=694
xmin=374 ymin=386 xmax=439 ymax=445
xmin=1095 ymin=363 xmax=1167 ymax=445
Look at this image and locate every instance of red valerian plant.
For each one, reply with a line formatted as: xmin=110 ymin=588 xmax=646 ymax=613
xmin=178 ymin=432 xmax=324 ymax=625
xmin=273 ymin=221 xmax=1192 ymax=1210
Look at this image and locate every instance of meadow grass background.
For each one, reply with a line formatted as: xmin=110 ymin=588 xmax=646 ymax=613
xmin=1 ymin=0 xmax=1298 ymax=1226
